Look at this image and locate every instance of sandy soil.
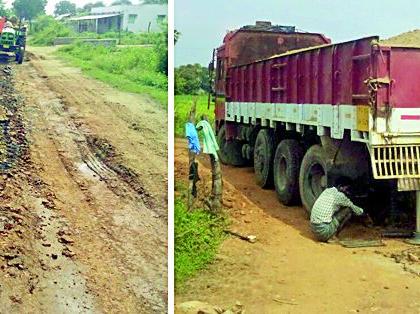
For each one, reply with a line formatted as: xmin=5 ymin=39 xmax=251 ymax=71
xmin=175 ymin=138 xmax=420 ymax=314
xmin=0 ymin=47 xmax=167 ymax=313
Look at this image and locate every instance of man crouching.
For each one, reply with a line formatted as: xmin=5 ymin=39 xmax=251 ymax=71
xmin=310 ymin=179 xmax=364 ymax=242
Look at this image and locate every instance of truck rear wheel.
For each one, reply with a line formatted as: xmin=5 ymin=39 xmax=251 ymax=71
xmin=217 ymin=124 xmax=245 ymax=166
xmin=299 ymin=144 xmax=327 ymax=213
xmin=254 ymin=129 xmax=275 ymax=188
xmin=273 ymin=139 xmax=303 ymax=205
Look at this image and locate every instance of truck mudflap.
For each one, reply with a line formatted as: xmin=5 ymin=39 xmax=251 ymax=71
xmin=370 ymin=144 xmax=420 ymax=180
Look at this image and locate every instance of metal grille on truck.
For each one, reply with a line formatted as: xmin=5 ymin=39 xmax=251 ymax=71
xmin=371 ymin=145 xmax=420 ymax=179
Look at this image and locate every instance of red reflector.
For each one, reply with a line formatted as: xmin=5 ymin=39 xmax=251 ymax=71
xmin=401 ymin=115 xmax=420 ymax=120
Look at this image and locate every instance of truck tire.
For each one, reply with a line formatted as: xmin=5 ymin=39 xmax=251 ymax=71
xmin=254 ymin=129 xmax=275 ymax=188
xmin=299 ymin=144 xmax=327 ymax=213
xmin=217 ymin=124 xmax=245 ymax=166
xmin=273 ymin=139 xmax=304 ymax=205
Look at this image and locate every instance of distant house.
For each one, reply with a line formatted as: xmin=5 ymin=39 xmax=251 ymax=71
xmin=69 ymin=13 xmax=122 ymax=34
xmin=68 ymin=2 xmax=167 ymax=34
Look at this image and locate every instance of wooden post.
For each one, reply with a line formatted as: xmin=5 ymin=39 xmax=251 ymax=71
xmin=201 ymin=114 xmax=223 ymax=213
xmin=210 ymin=154 xmax=223 ymax=213
xmin=187 ymin=98 xmax=197 ymax=210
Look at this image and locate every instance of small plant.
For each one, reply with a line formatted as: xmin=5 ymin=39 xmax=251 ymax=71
xmin=175 ymin=195 xmax=226 ymax=286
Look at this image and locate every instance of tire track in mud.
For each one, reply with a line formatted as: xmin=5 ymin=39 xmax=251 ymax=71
xmin=0 ymin=65 xmax=96 ymax=312
xmin=29 ymin=60 xmax=164 ymax=216
xmin=15 ymin=58 xmax=167 ymax=313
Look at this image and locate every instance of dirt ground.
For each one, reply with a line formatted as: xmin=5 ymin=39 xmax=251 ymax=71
xmin=0 ymin=46 xmax=167 ymax=313
xmin=175 ymin=139 xmax=420 ymax=314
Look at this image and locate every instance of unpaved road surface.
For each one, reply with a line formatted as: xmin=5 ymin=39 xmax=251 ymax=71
xmin=0 ymin=46 xmax=167 ymax=313
xmin=175 ymin=139 xmax=420 ymax=314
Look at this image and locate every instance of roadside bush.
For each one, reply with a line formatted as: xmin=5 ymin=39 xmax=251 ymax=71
xmin=175 ymin=193 xmax=226 ymax=286
xmin=154 ymin=21 xmax=168 ymax=75
xmin=30 ymin=15 xmax=74 ymax=46
xmin=70 ymin=31 xmax=160 ymax=45
xmin=57 ymin=43 xmax=168 ymax=105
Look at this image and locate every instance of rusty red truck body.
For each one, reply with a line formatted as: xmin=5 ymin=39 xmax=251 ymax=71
xmin=212 ymin=22 xmax=420 ymax=236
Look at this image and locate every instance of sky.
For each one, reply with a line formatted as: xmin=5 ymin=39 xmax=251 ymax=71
xmin=4 ymin=0 xmax=142 ymax=15
xmin=175 ymin=0 xmax=420 ymax=66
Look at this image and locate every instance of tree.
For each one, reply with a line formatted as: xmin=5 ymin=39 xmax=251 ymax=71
xmin=13 ymin=0 xmax=47 ymax=22
xmin=91 ymin=1 xmax=105 ymax=7
xmin=0 ymin=0 xmax=6 ymax=16
xmin=79 ymin=1 xmax=105 ymax=14
xmin=54 ymin=1 xmax=76 ymax=16
xmin=111 ymin=0 xmax=132 ymax=5
xmin=144 ymin=0 xmax=167 ymax=4
xmin=175 ymin=64 xmax=210 ymax=95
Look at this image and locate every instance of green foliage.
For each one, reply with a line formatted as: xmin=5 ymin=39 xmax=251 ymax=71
xmin=57 ymin=43 xmax=167 ymax=106
xmin=76 ymin=31 xmax=160 ymax=45
xmin=175 ymin=64 xmax=210 ymax=95
xmin=111 ymin=0 xmax=132 ymax=4
xmin=54 ymin=1 xmax=76 ymax=16
xmin=175 ymin=189 xmax=226 ymax=286
xmin=175 ymin=95 xmax=214 ymax=136
xmin=154 ymin=21 xmax=168 ymax=75
xmin=29 ymin=15 xmax=160 ymax=47
xmin=29 ymin=16 xmax=74 ymax=46
xmin=91 ymin=1 xmax=105 ymax=7
xmin=78 ymin=1 xmax=105 ymax=13
xmin=13 ymin=0 xmax=47 ymax=21
xmin=0 ymin=0 xmax=7 ymax=17
xmin=144 ymin=0 xmax=167 ymax=3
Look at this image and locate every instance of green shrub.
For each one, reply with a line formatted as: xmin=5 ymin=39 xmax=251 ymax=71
xmin=154 ymin=22 xmax=168 ymax=75
xmin=57 ymin=43 xmax=167 ymax=105
xmin=30 ymin=15 xmax=75 ymax=46
xmin=175 ymin=194 xmax=226 ymax=286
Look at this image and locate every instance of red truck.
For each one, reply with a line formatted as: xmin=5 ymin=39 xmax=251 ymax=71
xmin=211 ymin=21 xmax=420 ymax=242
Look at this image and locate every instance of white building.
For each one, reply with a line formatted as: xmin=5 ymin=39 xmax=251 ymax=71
xmin=91 ymin=3 xmax=167 ymax=33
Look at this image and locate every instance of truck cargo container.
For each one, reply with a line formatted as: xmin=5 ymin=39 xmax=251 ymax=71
xmin=211 ymin=22 xmax=420 ymax=243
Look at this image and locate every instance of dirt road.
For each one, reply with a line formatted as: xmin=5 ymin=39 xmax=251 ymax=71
xmin=0 ymin=47 xmax=167 ymax=313
xmin=175 ymin=139 xmax=420 ymax=313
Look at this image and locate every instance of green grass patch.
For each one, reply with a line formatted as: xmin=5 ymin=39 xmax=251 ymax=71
xmin=30 ymin=15 xmax=160 ymax=47
xmin=175 ymin=183 xmax=227 ymax=287
xmin=57 ymin=43 xmax=167 ymax=106
xmin=175 ymin=94 xmax=214 ymax=136
xmin=75 ymin=31 xmax=161 ymax=45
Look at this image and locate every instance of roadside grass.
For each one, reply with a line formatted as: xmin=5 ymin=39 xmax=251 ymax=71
xmin=77 ymin=31 xmax=161 ymax=45
xmin=175 ymin=95 xmax=214 ymax=136
xmin=30 ymin=15 xmax=159 ymax=47
xmin=175 ymin=181 xmax=227 ymax=287
xmin=56 ymin=43 xmax=167 ymax=106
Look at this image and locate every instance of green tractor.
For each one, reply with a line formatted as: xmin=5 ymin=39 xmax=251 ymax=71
xmin=0 ymin=22 xmax=27 ymax=64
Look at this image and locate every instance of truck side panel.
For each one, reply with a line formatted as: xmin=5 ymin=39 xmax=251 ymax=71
xmin=227 ymin=37 xmax=376 ymax=106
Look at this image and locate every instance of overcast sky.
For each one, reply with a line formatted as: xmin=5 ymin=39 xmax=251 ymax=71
xmin=4 ymin=0 xmax=142 ymax=15
xmin=175 ymin=0 xmax=420 ymax=66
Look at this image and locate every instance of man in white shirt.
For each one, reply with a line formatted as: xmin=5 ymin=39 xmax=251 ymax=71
xmin=310 ymin=180 xmax=364 ymax=242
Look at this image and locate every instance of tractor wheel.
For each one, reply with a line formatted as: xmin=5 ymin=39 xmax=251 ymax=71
xmin=253 ymin=129 xmax=275 ymax=188
xmin=299 ymin=144 xmax=328 ymax=213
xmin=273 ymin=139 xmax=304 ymax=205
xmin=216 ymin=124 xmax=246 ymax=166
xmin=17 ymin=49 xmax=24 ymax=64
